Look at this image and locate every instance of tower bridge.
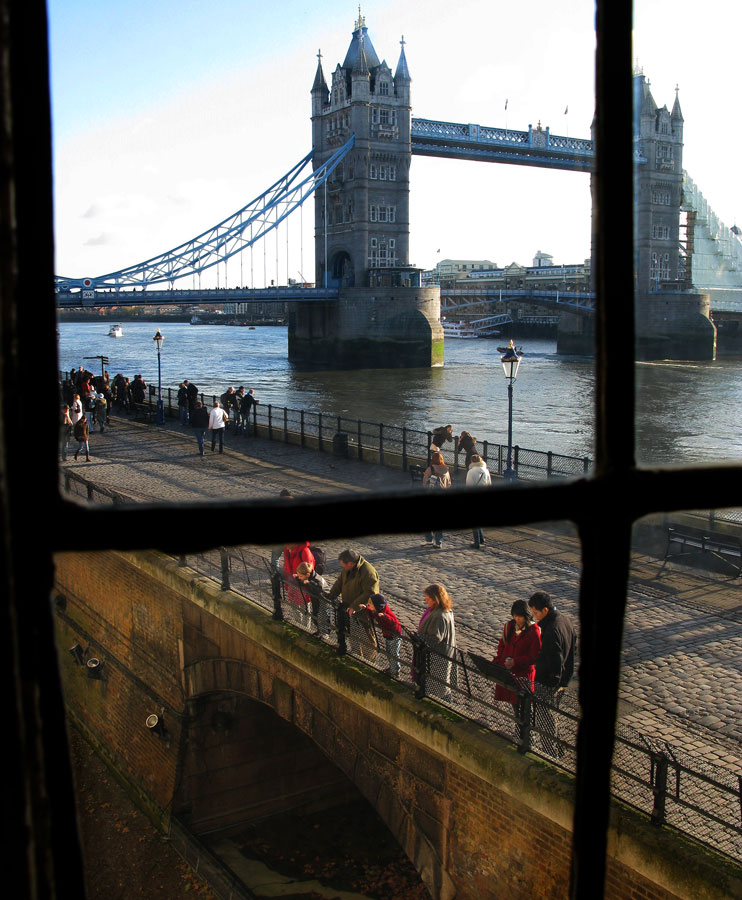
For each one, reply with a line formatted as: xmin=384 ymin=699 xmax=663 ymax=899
xmin=55 ymin=14 xmax=741 ymax=363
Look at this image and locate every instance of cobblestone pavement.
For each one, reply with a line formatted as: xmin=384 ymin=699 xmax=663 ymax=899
xmin=61 ymin=415 xmax=742 ymax=777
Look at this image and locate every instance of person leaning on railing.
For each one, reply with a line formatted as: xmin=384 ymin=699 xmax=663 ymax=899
xmin=416 ymin=583 xmax=456 ymax=701
xmin=327 ymin=549 xmax=379 ymax=662
xmin=295 ymin=561 xmax=330 ymax=636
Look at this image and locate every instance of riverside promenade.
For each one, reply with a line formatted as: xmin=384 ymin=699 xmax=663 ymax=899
xmin=60 ymin=414 xmax=742 ymax=783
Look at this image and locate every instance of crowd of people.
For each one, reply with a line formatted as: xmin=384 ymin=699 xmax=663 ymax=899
xmin=276 ymin=542 xmax=577 ymax=751
xmin=60 ymin=365 xmax=260 ymax=462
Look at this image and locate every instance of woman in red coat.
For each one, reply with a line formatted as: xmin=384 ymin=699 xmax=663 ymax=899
xmin=493 ymin=599 xmax=542 ymax=705
xmin=283 ymin=542 xmax=315 ymax=628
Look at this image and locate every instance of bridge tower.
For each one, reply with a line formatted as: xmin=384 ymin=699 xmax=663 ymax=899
xmin=632 ymin=73 xmax=715 ymax=358
xmin=288 ymin=12 xmax=443 ymax=369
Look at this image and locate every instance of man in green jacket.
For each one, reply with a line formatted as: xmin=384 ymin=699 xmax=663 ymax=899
xmin=328 ymin=549 xmax=379 ymax=661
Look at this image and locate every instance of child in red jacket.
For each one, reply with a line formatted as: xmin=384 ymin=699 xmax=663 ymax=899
xmin=363 ymin=593 xmax=402 ymax=678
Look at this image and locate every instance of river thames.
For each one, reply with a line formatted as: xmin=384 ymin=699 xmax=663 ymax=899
xmin=57 ymin=321 xmax=742 ymax=467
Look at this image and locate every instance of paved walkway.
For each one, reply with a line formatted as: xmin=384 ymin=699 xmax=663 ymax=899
xmin=61 ymin=415 xmax=742 ymax=777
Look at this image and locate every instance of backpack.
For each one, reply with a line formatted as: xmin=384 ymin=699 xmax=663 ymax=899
xmin=427 ymin=473 xmax=444 ymax=490
xmin=309 ymin=544 xmax=326 ymax=575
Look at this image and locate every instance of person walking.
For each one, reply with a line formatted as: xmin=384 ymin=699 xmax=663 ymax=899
xmin=528 ymin=591 xmax=576 ymax=759
xmin=208 ymin=400 xmax=228 ymax=453
xmin=94 ymin=393 xmax=108 ymax=433
xmin=416 ymin=583 xmax=456 ymax=701
xmin=177 ymin=382 xmax=190 ymax=425
xmin=241 ymin=388 xmax=257 ymax=436
xmin=364 ymin=593 xmax=403 ymax=678
xmin=190 ymin=401 xmax=210 ymax=456
xmin=422 ymin=451 xmax=451 ymax=548
xmin=73 ymin=415 xmax=90 ymax=461
xmin=59 ymin=404 xmax=73 ymax=461
xmin=327 ymin=549 xmax=379 ymax=661
xmin=466 ymin=454 xmax=491 ymax=548
xmin=69 ymin=393 xmax=84 ymax=426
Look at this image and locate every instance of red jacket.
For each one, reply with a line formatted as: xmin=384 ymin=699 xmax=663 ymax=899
xmin=369 ymin=606 xmax=402 ymax=639
xmin=493 ymin=621 xmax=541 ymax=703
xmin=283 ymin=542 xmax=314 ymax=576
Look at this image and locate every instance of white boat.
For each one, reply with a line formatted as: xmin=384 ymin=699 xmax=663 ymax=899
xmin=442 ymin=320 xmax=480 ymax=339
xmin=108 ymin=324 xmax=124 ymax=338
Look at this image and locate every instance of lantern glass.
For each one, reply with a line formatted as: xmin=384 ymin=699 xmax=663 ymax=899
xmin=153 ymin=330 xmax=164 ymax=351
xmin=501 ymin=355 xmax=521 ymax=381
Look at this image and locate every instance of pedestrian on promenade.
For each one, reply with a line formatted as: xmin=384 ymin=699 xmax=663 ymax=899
xmin=220 ymin=386 xmax=238 ymax=425
xmin=73 ymin=415 xmax=90 ymax=461
xmin=70 ymin=393 xmax=84 ymax=426
xmin=60 ymin=404 xmax=73 ymax=461
xmin=466 ymin=454 xmax=491 ymax=548
xmin=190 ymin=401 xmax=210 ymax=456
xmin=363 ymin=593 xmax=403 ymax=678
xmin=327 ymin=549 xmax=379 ymax=662
xmin=457 ymin=430 xmax=478 ymax=467
xmin=233 ymin=387 xmax=246 ymax=433
xmin=177 ymin=382 xmax=190 ymax=425
xmin=416 ymin=583 xmax=456 ymax=701
xmin=283 ymin=541 xmax=315 ymax=628
xmin=208 ymin=400 xmax=228 ymax=453
xmin=422 ymin=451 xmax=451 ymax=549
xmin=85 ymin=390 xmax=97 ymax=430
xmin=528 ymin=590 xmax=576 ymax=759
xmin=493 ymin=599 xmax=542 ymax=707
xmin=130 ymin=374 xmax=146 ymax=406
xmin=430 ymin=424 xmax=454 ymax=451
xmin=185 ymin=379 xmax=199 ymax=412
xmin=241 ymin=388 xmax=257 ymax=436
xmin=95 ymin=393 xmax=108 ymax=433
xmin=295 ymin=560 xmax=330 ymax=636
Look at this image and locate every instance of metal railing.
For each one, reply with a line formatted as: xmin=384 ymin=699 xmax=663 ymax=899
xmin=60 ymin=373 xmax=592 ymax=482
xmin=178 ymin=547 xmax=741 ymax=865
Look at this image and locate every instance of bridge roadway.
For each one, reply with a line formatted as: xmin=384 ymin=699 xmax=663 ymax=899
xmin=60 ymin=414 xmax=742 ymax=779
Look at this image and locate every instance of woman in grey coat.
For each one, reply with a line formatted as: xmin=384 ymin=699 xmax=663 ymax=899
xmin=416 ymin=583 xmax=456 ymax=700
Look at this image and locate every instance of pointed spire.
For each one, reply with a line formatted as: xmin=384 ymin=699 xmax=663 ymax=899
xmin=312 ymin=48 xmax=328 ymax=94
xmin=395 ymin=34 xmax=410 ymax=82
xmin=671 ymin=84 xmax=684 ymax=121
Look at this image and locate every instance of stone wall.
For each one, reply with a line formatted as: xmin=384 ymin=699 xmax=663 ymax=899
xmin=289 ymin=286 xmax=443 ymax=368
xmin=53 ymin=550 xmax=741 ymax=900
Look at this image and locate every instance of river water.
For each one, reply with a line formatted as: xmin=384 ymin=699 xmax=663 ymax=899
xmin=57 ymin=321 xmax=742 ymax=466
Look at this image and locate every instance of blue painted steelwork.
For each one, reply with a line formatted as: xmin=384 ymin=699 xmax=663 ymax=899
xmin=56 ymin=137 xmax=355 ymax=292
xmin=55 ymin=285 xmax=340 ymax=309
xmin=411 ymin=117 xmax=594 ymax=172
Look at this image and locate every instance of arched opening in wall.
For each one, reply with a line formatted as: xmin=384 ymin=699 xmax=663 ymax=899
xmin=329 ymin=250 xmax=355 ymax=288
xmin=174 ymin=692 xmax=428 ymax=899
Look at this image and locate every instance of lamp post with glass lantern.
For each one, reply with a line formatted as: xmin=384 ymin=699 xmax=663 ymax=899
xmin=499 ymin=339 xmax=523 ymax=481
xmin=153 ymin=328 xmax=165 ymax=424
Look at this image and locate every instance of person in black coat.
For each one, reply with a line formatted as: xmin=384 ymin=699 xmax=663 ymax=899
xmin=528 ymin=590 xmax=576 ymax=758
xmin=190 ymin=401 xmax=210 ymax=457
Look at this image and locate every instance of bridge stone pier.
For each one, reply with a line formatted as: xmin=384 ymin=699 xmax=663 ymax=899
xmin=53 ymin=548 xmax=734 ymax=900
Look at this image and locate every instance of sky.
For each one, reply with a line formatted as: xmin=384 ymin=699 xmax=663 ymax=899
xmin=49 ymin=0 xmax=742 ymax=288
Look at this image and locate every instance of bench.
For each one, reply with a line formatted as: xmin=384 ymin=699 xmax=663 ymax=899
xmin=133 ymin=402 xmax=156 ymax=423
xmin=662 ymin=525 xmax=742 ymax=576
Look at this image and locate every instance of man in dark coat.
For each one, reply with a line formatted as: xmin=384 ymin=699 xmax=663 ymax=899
xmin=190 ymin=401 xmax=210 ymax=457
xmin=528 ymin=590 xmax=576 ymax=758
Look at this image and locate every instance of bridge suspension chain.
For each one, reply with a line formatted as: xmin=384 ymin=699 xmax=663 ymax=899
xmin=56 ymin=137 xmax=355 ymax=291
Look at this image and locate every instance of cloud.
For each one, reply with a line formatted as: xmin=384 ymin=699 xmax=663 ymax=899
xmin=84 ymin=233 xmax=110 ymax=247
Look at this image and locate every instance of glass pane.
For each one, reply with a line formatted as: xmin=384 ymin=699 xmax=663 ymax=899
xmin=634 ymin=4 xmax=742 ymax=464
xmin=52 ymin=3 xmax=597 ymax=493
xmin=626 ymin=509 xmax=742 ymax=862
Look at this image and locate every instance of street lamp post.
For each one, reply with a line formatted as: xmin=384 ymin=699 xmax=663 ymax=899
xmin=499 ymin=339 xmax=523 ymax=481
xmin=153 ymin=328 xmax=165 ymax=424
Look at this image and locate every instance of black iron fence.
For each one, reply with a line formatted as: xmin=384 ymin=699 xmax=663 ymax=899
xmin=60 ymin=373 xmax=591 ymax=482
xmin=176 ymin=545 xmax=741 ymax=865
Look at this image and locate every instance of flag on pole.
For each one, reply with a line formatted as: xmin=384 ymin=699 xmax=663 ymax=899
xmin=505 ymin=99 xmax=508 ymax=111
xmin=564 ymin=105 xmax=569 ymax=115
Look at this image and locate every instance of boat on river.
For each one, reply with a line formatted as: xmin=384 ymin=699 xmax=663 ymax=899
xmin=108 ymin=324 xmax=124 ymax=338
xmin=442 ymin=320 xmax=481 ymax=339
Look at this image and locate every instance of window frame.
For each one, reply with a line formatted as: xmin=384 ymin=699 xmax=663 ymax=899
xmin=5 ymin=2 xmax=742 ymax=899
